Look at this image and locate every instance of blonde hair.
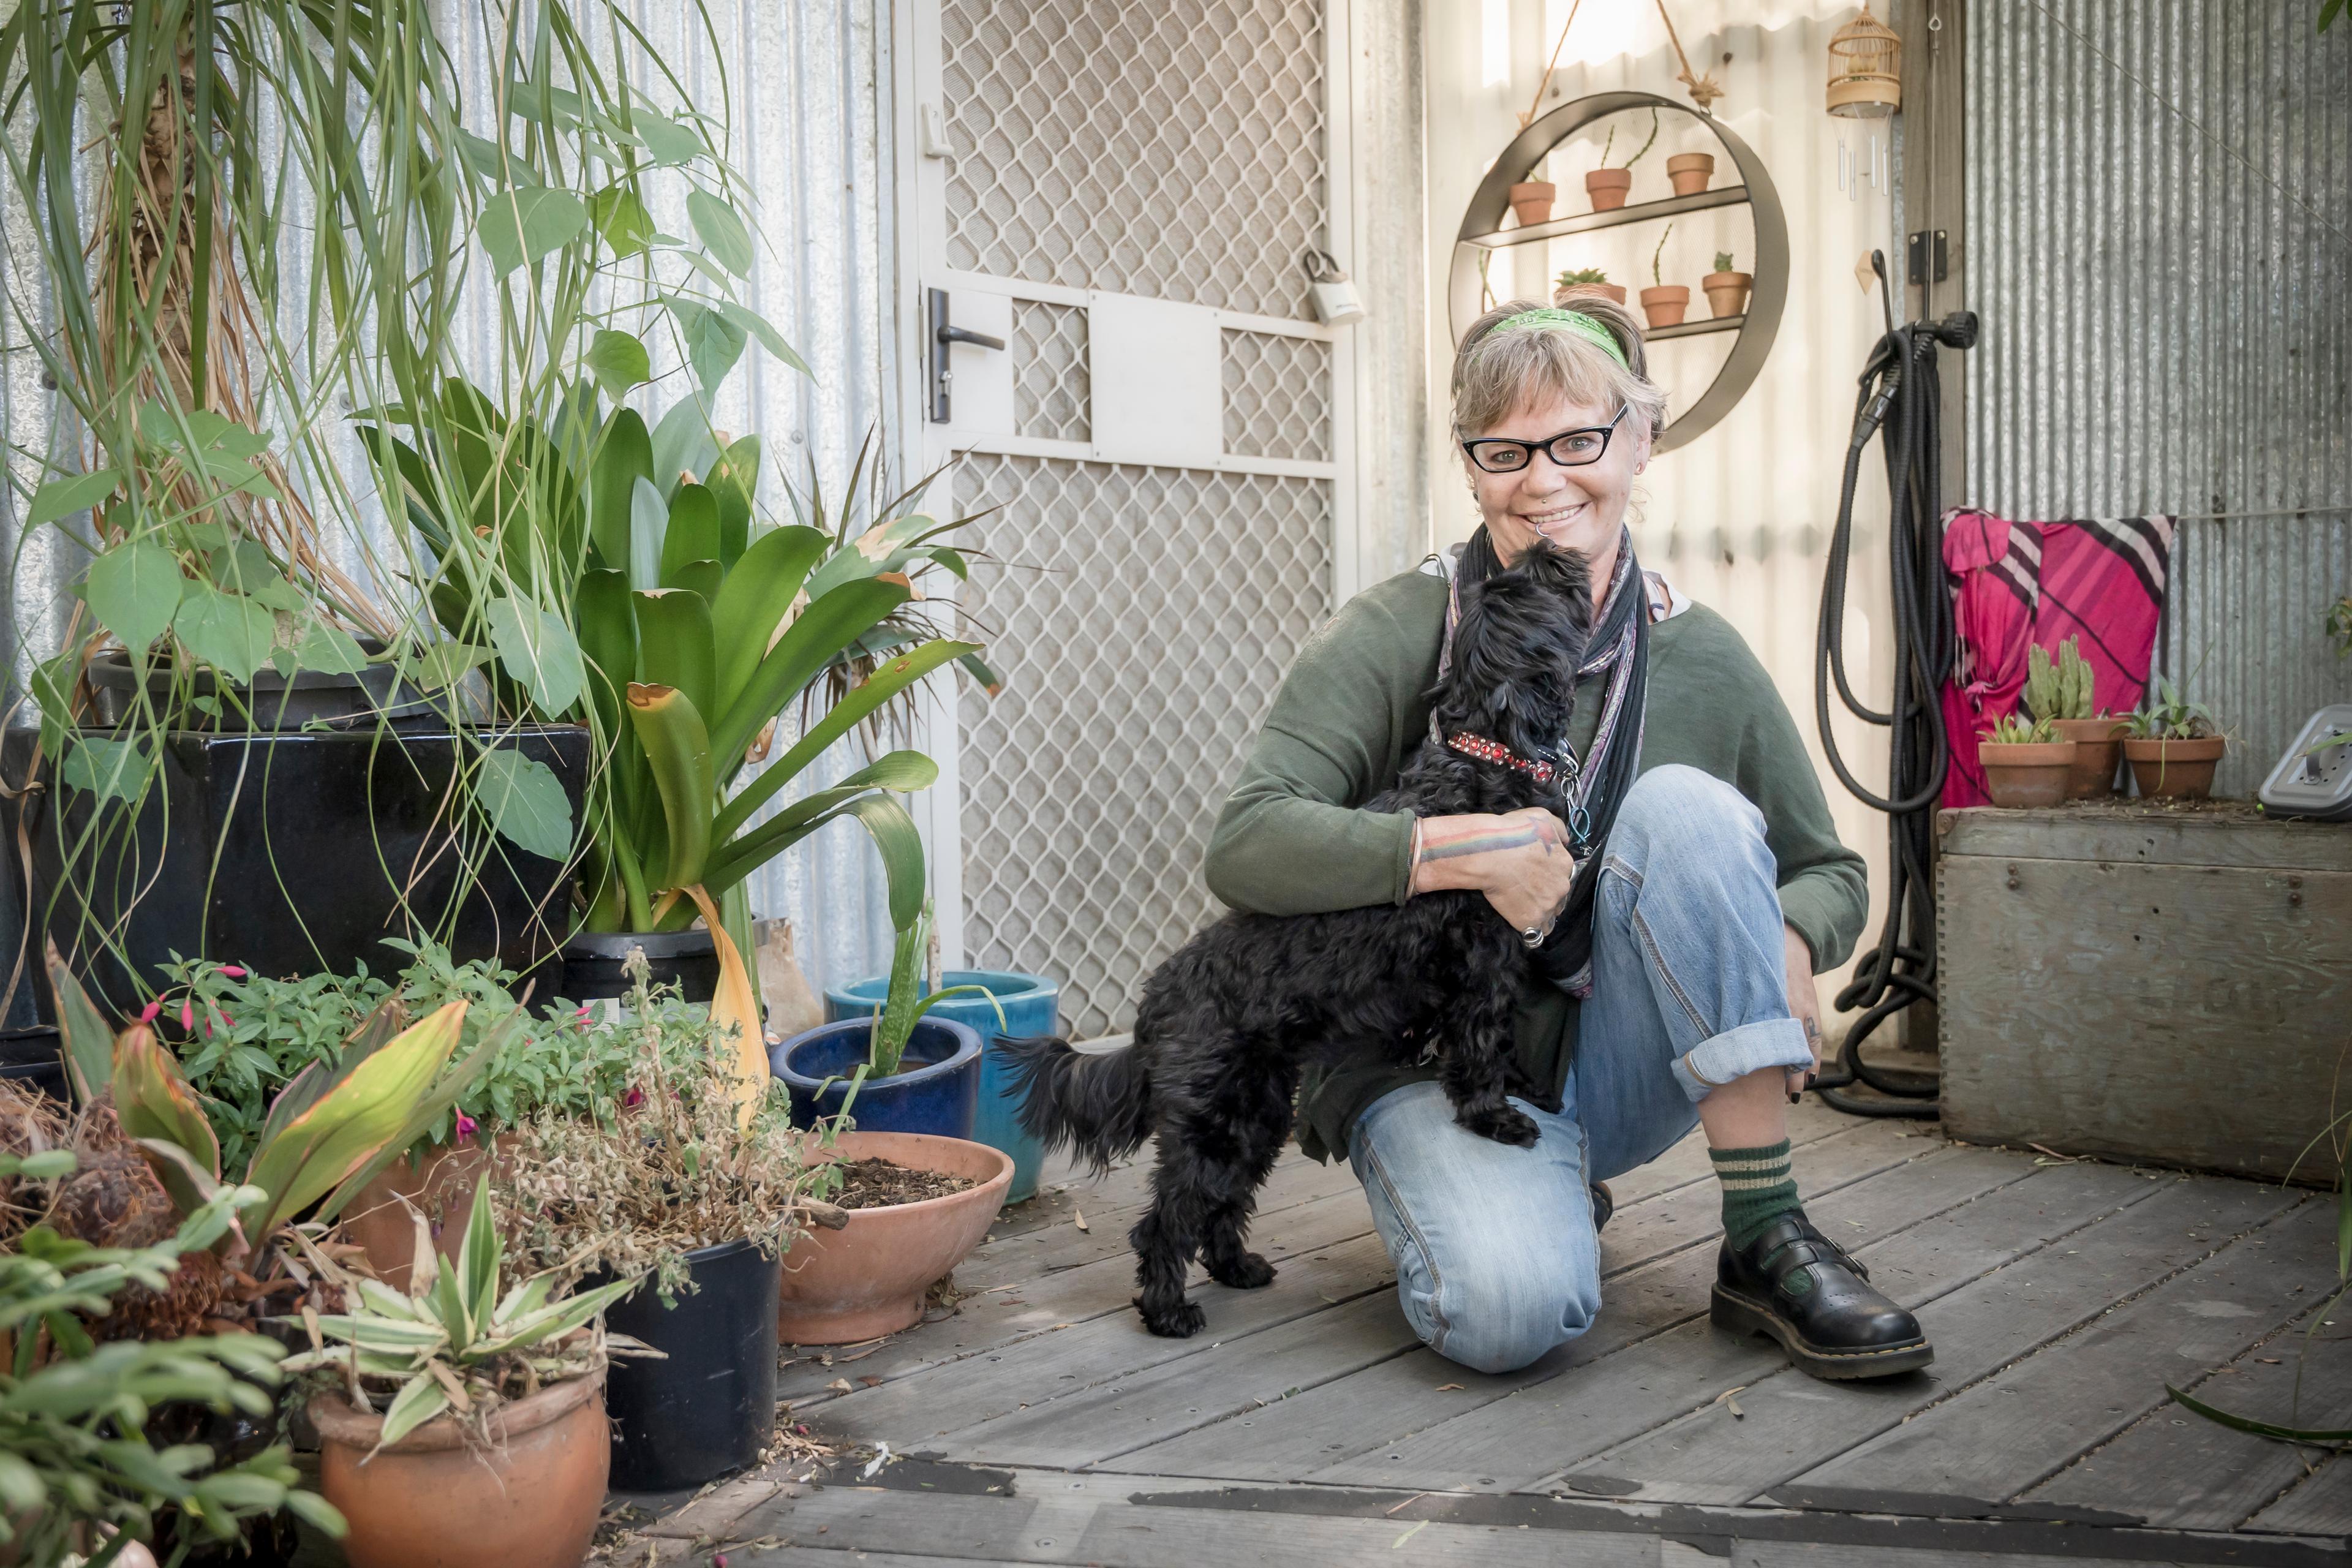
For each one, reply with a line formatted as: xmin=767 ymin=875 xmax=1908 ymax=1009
xmin=1449 ymin=295 xmax=1668 ymax=450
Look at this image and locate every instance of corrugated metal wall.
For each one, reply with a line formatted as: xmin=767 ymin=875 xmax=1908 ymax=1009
xmin=1967 ymin=1 xmax=2351 ymax=796
xmin=0 ymin=1 xmax=905 ymax=995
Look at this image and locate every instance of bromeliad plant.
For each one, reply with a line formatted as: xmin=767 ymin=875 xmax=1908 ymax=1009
xmin=1983 ymin=712 xmax=2055 ymax=744
xmin=280 ymin=1175 xmax=639 ymax=1449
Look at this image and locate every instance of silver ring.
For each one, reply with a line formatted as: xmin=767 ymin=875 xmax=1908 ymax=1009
xmin=1521 ymin=924 xmax=1545 ymax=949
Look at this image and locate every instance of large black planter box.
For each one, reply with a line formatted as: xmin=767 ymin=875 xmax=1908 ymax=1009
xmin=2 ymin=725 xmax=589 ymax=1020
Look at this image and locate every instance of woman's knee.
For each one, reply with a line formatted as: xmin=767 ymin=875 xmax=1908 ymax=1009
xmin=1609 ymin=764 xmax=1770 ymax=873
xmin=1409 ymin=1250 xmax=1600 ymax=1376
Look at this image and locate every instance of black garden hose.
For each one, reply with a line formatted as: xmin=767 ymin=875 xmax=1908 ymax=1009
xmin=1811 ymin=295 xmax=1978 ymax=1118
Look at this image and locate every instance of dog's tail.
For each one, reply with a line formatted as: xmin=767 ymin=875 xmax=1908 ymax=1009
xmin=997 ymin=1034 xmax=1153 ymax=1172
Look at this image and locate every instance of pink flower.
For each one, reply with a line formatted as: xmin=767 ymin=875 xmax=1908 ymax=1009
xmin=218 ymin=964 xmax=247 ymax=980
xmin=454 ymin=1112 xmax=478 ymax=1145
xmin=135 ymin=1001 xmax=160 ymax=1025
xmin=218 ymin=1012 xmax=233 ymax=1030
xmin=179 ymin=1000 xmax=194 ymax=1031
xmin=622 ymin=1085 xmax=645 ymax=1109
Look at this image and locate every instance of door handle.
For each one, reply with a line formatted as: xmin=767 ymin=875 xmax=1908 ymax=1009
xmin=929 ymin=288 xmax=1003 ymax=423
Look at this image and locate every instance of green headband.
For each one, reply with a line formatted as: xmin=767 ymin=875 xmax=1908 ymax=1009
xmin=1490 ymin=307 xmax=1629 ymax=368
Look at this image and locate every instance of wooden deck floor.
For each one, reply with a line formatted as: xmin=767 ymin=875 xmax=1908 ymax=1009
xmin=632 ymin=1101 xmax=2352 ymax=1567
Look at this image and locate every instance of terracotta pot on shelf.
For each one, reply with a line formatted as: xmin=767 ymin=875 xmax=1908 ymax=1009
xmin=1557 ymin=281 xmax=1628 ymax=307
xmin=2124 ymin=735 xmax=2226 ymax=800
xmin=1507 ymin=180 xmax=1556 ymax=228
xmin=1703 ymin=270 xmax=1753 ymax=318
xmin=1665 ymin=152 xmax=1714 ymax=196
xmin=1584 ymin=168 xmax=1632 ymax=212
xmin=311 ymin=1370 xmax=608 ymax=1568
xmin=344 ymin=1134 xmax=511 ymax=1292
xmin=777 ymin=1130 xmax=1012 ymax=1345
xmin=1978 ymin=740 xmax=2078 ymax=808
xmin=1638 ymin=285 xmax=1690 ymax=330
xmin=2051 ymin=717 xmax=2128 ymax=799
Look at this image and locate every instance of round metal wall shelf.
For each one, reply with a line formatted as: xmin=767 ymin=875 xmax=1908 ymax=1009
xmin=1449 ymin=89 xmax=1788 ymax=454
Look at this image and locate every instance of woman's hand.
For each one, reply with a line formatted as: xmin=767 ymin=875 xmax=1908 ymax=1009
xmin=1784 ymin=923 xmax=1823 ymax=1098
xmin=1411 ymin=809 xmax=1578 ymax=938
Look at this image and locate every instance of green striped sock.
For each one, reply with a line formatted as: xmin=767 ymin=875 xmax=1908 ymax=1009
xmin=1711 ymin=1139 xmax=1800 ymax=1249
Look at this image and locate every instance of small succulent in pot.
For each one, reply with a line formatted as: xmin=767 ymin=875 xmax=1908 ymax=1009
xmin=1640 ymin=223 xmax=1689 ymax=329
xmin=2122 ymin=673 xmax=2227 ymax=799
xmin=1585 ymin=110 xmax=1658 ymax=211
xmin=1977 ymin=712 xmax=2076 ymax=808
xmin=1704 ymin=249 xmax=1753 ymax=318
xmin=1554 ymin=266 xmax=1626 ymax=307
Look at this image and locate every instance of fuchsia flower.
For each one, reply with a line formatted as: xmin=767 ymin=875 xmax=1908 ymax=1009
xmin=453 ymin=1112 xmax=479 ymax=1145
xmin=179 ymin=1000 xmax=194 ymax=1031
xmin=218 ymin=964 xmax=247 ymax=980
xmin=135 ymin=1001 xmax=160 ymax=1025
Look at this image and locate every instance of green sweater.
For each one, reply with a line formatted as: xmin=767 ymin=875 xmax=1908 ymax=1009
xmin=1202 ymin=567 xmax=1868 ymax=1163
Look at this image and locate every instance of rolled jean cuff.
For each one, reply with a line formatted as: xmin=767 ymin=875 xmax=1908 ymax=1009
xmin=1670 ymin=1016 xmax=1814 ymax=1102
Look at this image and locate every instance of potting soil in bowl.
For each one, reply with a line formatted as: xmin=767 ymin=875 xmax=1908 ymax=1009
xmin=824 ymin=970 xmax=1059 ymax=1201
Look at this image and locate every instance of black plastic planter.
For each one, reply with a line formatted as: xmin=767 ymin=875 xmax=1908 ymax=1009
xmin=558 ymin=928 xmax=718 ymax=1005
xmin=0 ymin=1027 xmax=64 ymax=1102
xmin=2 ymin=724 xmax=589 ymax=1022
xmin=603 ymin=1237 xmax=780 ymax=1491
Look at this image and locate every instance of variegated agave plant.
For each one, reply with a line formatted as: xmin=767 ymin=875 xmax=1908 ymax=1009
xmin=281 ymin=1175 xmax=642 ymax=1450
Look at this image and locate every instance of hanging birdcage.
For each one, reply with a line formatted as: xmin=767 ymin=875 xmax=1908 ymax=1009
xmin=1827 ymin=3 xmax=1901 ymax=118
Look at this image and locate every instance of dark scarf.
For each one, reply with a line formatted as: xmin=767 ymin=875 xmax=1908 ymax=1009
xmin=1439 ymin=526 xmax=1651 ymax=994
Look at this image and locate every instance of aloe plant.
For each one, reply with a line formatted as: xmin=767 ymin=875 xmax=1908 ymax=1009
xmin=862 ymin=900 xmax=1005 ymax=1079
xmin=1983 ymin=712 xmax=2055 ymax=744
xmin=2024 ymin=636 xmax=2098 ymax=722
xmin=2123 ymin=673 xmax=2220 ymax=741
xmin=279 ymin=1175 xmax=640 ymax=1449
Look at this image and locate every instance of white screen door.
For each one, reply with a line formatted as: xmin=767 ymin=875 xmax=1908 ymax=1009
xmin=895 ymin=0 xmax=1359 ymax=1040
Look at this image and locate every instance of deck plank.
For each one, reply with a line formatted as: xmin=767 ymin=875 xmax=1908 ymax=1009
xmin=2246 ymin=1455 xmax=2352 ymax=1537
xmin=1302 ymin=1156 xmax=2159 ymax=1493
xmin=1114 ymin=1132 xmax=2007 ymax=1485
xmin=2022 ymin=1308 xmax=2352 ymax=1529
xmin=1776 ymin=1193 xmax=2328 ymax=1510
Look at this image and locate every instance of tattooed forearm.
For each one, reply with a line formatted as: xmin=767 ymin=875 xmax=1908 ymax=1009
xmin=1415 ymin=815 xmax=1564 ymax=862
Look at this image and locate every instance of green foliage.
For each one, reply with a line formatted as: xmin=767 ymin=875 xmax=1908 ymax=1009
xmin=2326 ymin=594 xmax=2351 ymax=657
xmin=2023 ymin=636 xmax=2098 ymax=722
xmin=862 ymin=900 xmax=1005 ymax=1080
xmin=1604 ymin=107 xmax=1660 ymax=169
xmin=0 ymin=1196 xmax=345 ymax=1562
xmin=1555 ymin=266 xmax=1610 ymax=288
xmin=279 ymin=1177 xmax=639 ymax=1449
xmin=1652 ymin=223 xmax=1673 ymax=287
xmin=2323 ymin=0 xmax=2345 ymax=32
xmin=1983 ymin=712 xmax=2054 ymax=744
xmin=1714 ymin=250 xmax=1736 ymax=273
xmin=2124 ymin=673 xmax=2220 ymax=741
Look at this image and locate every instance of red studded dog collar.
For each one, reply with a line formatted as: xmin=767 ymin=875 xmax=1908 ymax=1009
xmin=1444 ymin=731 xmax=1556 ymax=785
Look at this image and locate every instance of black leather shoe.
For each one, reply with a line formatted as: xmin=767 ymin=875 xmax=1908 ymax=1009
xmin=1711 ymin=1212 xmax=1932 ymax=1380
xmin=1590 ymin=1180 xmax=1615 ymax=1234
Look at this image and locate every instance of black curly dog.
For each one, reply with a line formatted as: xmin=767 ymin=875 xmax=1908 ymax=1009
xmin=1002 ymin=542 xmax=1596 ymax=1338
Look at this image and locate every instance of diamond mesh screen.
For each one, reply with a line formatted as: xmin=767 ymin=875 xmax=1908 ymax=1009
xmin=1012 ymin=300 xmax=1090 ymax=443
xmin=956 ymin=456 xmax=1332 ymax=1039
xmin=940 ymin=0 xmax=1328 ymax=320
xmin=1223 ymin=330 xmax=1333 ymax=462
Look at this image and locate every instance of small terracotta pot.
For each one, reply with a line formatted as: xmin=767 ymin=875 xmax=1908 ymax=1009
xmin=1979 ymin=740 xmax=2078 ymax=808
xmin=1507 ymin=180 xmax=1556 ymax=228
xmin=1639 ymin=285 xmax=1690 ymax=330
xmin=1703 ymin=270 xmax=1753 ymax=318
xmin=1556 ymin=281 xmax=1627 ymax=307
xmin=2051 ymin=717 xmax=2129 ymax=799
xmin=1665 ymin=152 xmax=1714 ymax=196
xmin=312 ymin=1370 xmax=608 ymax=1568
xmin=2124 ymin=735 xmax=2226 ymax=800
xmin=1585 ymin=168 xmax=1632 ymax=211
xmin=344 ymin=1134 xmax=511 ymax=1292
xmin=778 ymin=1130 xmax=1012 ymax=1345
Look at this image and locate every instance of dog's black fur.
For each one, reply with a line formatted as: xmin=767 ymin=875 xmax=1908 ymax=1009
xmin=1001 ymin=542 xmax=1597 ymax=1339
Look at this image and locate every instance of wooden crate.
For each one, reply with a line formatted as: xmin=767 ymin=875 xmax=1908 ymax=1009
xmin=1937 ymin=804 xmax=2352 ymax=1184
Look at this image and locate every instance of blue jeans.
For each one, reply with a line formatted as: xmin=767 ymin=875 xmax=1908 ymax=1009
xmin=1346 ymin=765 xmax=1814 ymax=1374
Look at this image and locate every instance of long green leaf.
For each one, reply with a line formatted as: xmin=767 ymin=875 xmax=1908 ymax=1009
xmin=709 ymin=436 xmax=760 ymax=565
xmin=635 ymin=590 xmax=717 ymax=731
xmin=45 ymin=943 xmax=116 ymax=1104
xmin=625 ymin=684 xmax=714 ymax=891
xmin=714 ymin=639 xmax=976 ymax=843
xmin=377 ymin=1372 xmax=452 ymax=1449
xmin=113 ymin=1028 xmax=222 ymax=1183
xmin=659 ymin=483 xmax=719 ymax=584
xmin=710 ymin=578 xmax=909 ymax=766
xmin=706 ymin=778 xmax=930 ymax=926
xmin=709 ymin=524 xmax=827 ymax=719
xmin=2168 ymin=1384 xmax=2352 ymax=1447
xmin=590 ymin=409 xmax=653 ymax=572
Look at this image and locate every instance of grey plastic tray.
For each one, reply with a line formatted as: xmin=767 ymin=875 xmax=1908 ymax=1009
xmin=2257 ymin=703 xmax=2352 ymax=821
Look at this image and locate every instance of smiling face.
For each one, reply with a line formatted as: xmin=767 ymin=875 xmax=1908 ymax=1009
xmin=1466 ymin=387 xmax=1649 ymax=591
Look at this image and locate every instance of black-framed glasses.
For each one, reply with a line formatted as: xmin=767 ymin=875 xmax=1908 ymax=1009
xmin=1460 ymin=405 xmax=1628 ymax=474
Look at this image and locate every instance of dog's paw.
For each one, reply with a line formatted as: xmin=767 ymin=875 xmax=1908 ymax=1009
xmin=1461 ymin=1104 xmax=1541 ymax=1147
xmin=1209 ymin=1251 xmax=1277 ymax=1290
xmin=1136 ymin=1295 xmax=1208 ymax=1338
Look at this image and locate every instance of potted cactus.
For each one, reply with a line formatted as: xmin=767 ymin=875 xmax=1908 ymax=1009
xmin=1555 ymin=266 xmax=1627 ymax=307
xmin=1978 ymin=712 xmax=2077 ymax=808
xmin=2025 ymin=638 xmax=2127 ymax=799
xmin=1639 ymin=224 xmax=1689 ymax=329
xmin=1704 ymin=251 xmax=1753 ymax=318
xmin=1584 ymin=110 xmax=1657 ymax=212
xmin=2123 ymin=674 xmax=2228 ymax=799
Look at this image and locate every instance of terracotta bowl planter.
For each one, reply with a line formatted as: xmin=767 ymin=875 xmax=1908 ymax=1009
xmin=344 ymin=1134 xmax=510 ymax=1292
xmin=311 ymin=1369 xmax=608 ymax=1568
xmin=2125 ymin=735 xmax=2226 ymax=800
xmin=1584 ymin=168 xmax=1632 ymax=212
xmin=2052 ymin=717 xmax=2129 ymax=799
xmin=1557 ymin=281 xmax=1627 ymax=307
xmin=1703 ymin=270 xmax=1752 ymax=318
xmin=1507 ymin=180 xmax=1556 ymax=228
xmin=778 ymin=1131 xmax=1012 ymax=1345
xmin=1666 ymin=152 xmax=1714 ymax=196
xmin=1639 ymin=285 xmax=1689 ymax=330
xmin=1979 ymin=740 xmax=2078 ymax=808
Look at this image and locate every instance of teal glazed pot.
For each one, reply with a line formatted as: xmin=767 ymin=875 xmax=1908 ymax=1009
xmin=823 ymin=970 xmax=1060 ymax=1202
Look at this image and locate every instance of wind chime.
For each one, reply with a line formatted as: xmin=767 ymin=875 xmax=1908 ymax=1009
xmin=1830 ymin=2 xmax=1901 ymax=206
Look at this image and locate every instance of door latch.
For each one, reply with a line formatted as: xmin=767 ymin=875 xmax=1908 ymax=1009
xmin=929 ymin=287 xmax=1005 ymax=423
